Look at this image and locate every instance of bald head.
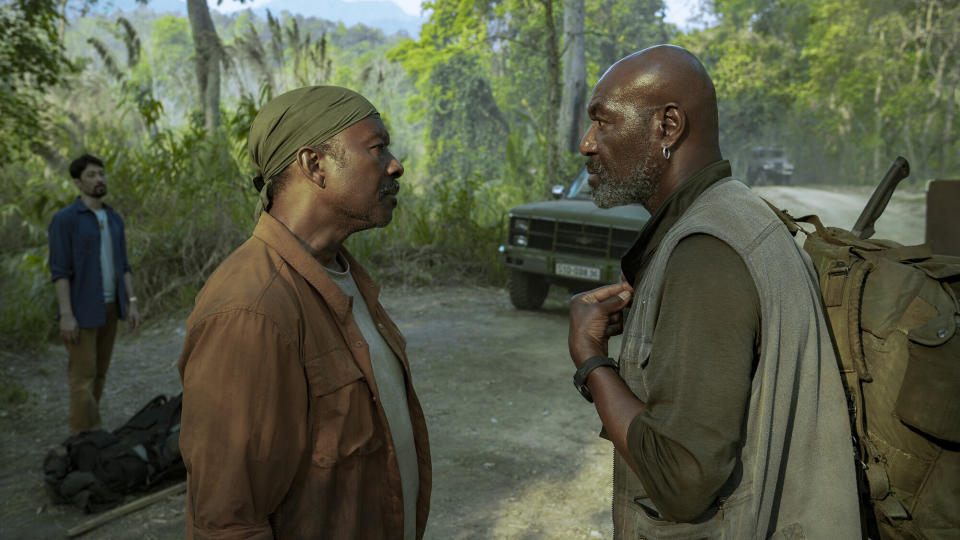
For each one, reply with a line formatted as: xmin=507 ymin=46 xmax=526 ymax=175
xmin=598 ymin=44 xmax=719 ymax=149
xmin=580 ymin=45 xmax=722 ymax=213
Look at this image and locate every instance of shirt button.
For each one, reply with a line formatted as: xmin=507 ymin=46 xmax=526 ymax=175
xmin=377 ymin=323 xmax=384 ymax=329
xmin=354 ymin=340 xmax=364 ymax=348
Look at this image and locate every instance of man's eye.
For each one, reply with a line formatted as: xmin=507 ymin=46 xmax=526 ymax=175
xmin=597 ymin=120 xmax=604 ymax=128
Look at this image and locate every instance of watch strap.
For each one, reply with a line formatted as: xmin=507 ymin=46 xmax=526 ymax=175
xmin=573 ymin=356 xmax=619 ymax=403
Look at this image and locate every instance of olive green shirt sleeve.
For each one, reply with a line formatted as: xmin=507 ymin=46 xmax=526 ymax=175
xmin=626 ymin=233 xmax=760 ymax=522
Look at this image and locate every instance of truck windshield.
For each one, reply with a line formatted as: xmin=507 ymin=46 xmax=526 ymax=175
xmin=755 ymin=148 xmax=786 ymax=159
xmin=567 ymin=168 xmax=592 ymax=199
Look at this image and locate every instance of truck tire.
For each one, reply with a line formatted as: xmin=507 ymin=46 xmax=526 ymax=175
xmin=508 ymin=270 xmax=549 ymax=310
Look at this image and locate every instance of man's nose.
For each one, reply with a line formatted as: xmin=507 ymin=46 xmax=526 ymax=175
xmin=579 ymin=126 xmax=597 ymax=156
xmin=388 ymin=154 xmax=404 ymax=178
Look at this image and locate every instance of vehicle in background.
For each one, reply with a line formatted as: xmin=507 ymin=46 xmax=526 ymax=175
xmin=746 ymin=146 xmax=795 ymax=186
xmin=499 ymin=168 xmax=650 ymax=310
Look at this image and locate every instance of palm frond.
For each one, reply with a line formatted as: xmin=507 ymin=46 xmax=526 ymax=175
xmin=86 ymin=37 xmax=123 ymax=82
xmin=116 ymin=17 xmax=141 ymax=67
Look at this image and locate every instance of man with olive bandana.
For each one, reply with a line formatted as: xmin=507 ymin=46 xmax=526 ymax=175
xmin=178 ymin=86 xmax=430 ymax=539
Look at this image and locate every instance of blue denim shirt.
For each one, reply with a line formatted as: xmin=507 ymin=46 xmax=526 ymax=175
xmin=48 ymin=197 xmax=132 ymax=328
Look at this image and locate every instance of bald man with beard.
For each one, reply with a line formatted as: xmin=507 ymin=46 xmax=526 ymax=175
xmin=566 ymin=45 xmax=861 ymax=538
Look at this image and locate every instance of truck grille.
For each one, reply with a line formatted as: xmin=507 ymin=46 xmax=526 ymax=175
xmin=528 ymin=220 xmax=554 ymax=250
xmin=557 ymin=222 xmax=609 ymax=257
xmin=513 ymin=217 xmax=640 ymax=258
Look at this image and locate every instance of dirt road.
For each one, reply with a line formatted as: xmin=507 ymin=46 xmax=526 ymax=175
xmin=753 ymin=184 xmax=927 ymax=246
xmin=1 ymin=288 xmax=618 ymax=539
xmin=0 ymin=185 xmax=926 ymax=539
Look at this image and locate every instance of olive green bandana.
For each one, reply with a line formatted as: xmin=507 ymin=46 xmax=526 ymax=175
xmin=248 ymin=85 xmax=379 ymax=216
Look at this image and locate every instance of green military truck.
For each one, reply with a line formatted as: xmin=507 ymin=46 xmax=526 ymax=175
xmin=499 ymin=168 xmax=650 ymax=309
xmin=745 ymin=146 xmax=795 ymax=186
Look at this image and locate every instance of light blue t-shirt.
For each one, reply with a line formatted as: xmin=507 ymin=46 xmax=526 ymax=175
xmin=93 ymin=208 xmax=116 ymax=303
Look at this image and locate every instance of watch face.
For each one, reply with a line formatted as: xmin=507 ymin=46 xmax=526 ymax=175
xmin=574 ymin=357 xmax=618 ymax=403
xmin=574 ymin=375 xmax=594 ymax=403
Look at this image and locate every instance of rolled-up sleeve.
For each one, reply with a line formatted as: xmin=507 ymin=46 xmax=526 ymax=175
xmin=48 ymin=212 xmax=73 ymax=281
xmin=626 ymin=234 xmax=759 ymax=522
xmin=178 ymin=310 xmax=307 ymax=539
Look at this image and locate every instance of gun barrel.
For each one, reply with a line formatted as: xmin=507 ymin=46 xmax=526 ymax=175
xmin=851 ymin=156 xmax=910 ymax=240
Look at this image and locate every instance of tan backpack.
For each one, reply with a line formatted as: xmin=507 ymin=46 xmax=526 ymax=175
xmin=767 ymin=202 xmax=960 ymax=539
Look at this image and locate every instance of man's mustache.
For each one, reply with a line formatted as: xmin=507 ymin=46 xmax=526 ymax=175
xmin=585 ymin=159 xmax=602 ymax=175
xmin=378 ymin=179 xmax=400 ymax=198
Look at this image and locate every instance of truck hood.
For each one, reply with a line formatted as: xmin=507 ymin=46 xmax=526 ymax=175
xmin=509 ymin=199 xmax=650 ymax=230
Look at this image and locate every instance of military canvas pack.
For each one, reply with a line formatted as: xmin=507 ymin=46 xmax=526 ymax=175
xmin=766 ymin=204 xmax=960 ymax=539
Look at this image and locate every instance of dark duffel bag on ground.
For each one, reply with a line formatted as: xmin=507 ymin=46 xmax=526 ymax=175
xmin=43 ymin=393 xmax=184 ymax=513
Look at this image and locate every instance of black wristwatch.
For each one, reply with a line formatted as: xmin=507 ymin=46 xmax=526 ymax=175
xmin=573 ymin=356 xmax=619 ymax=403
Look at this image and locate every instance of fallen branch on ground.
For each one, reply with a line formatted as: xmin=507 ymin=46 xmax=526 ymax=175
xmin=66 ymin=481 xmax=186 ymax=538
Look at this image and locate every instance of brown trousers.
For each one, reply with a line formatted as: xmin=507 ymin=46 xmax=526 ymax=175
xmin=65 ymin=302 xmax=118 ymax=433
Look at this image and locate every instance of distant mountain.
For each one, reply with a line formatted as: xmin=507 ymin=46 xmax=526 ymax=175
xmin=89 ymin=0 xmax=425 ymax=37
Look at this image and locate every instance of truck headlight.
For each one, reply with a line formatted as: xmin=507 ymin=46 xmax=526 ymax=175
xmin=513 ymin=218 xmax=530 ymax=233
xmin=512 ymin=235 xmax=528 ymax=247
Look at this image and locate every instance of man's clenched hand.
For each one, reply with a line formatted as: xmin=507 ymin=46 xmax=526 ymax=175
xmin=568 ymin=282 xmax=633 ymax=367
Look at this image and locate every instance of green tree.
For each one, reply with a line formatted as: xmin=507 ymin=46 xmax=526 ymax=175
xmin=0 ymin=0 xmax=75 ymax=158
xmin=682 ymin=0 xmax=959 ymax=183
xmin=150 ymin=15 xmax=195 ymax=125
xmin=585 ymin=0 xmax=673 ymax=82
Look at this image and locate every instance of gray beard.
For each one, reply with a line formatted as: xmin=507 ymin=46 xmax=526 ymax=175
xmin=591 ymin=157 xmax=660 ymax=209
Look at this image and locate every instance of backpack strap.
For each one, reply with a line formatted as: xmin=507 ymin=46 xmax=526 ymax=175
xmin=762 ymin=199 xmax=802 ymax=235
xmin=761 ymin=199 xmax=833 ymax=242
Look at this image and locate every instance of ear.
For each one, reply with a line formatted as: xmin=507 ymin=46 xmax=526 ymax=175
xmin=659 ymin=103 xmax=685 ymax=151
xmin=295 ymin=146 xmax=326 ymax=188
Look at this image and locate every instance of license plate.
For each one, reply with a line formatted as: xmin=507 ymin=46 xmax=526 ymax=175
xmin=555 ymin=262 xmax=601 ymax=280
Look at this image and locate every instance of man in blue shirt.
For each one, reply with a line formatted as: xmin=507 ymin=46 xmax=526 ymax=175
xmin=48 ymin=154 xmax=141 ymax=434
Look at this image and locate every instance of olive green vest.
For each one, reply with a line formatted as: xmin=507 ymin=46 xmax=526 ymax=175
xmin=614 ymin=179 xmax=861 ymax=539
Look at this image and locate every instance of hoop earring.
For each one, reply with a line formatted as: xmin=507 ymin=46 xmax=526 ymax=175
xmin=662 ymin=146 xmax=671 ymax=160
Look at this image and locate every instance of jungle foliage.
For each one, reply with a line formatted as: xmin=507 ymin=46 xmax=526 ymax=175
xmin=1 ymin=0 xmax=957 ymax=350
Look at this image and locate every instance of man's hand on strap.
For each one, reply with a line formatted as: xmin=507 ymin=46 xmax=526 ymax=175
xmin=568 ymin=282 xmax=633 ymax=368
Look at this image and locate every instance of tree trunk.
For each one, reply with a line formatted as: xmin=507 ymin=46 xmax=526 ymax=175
xmin=558 ymin=0 xmax=586 ymax=154
xmin=58 ymin=0 xmax=68 ymax=37
xmin=872 ymin=72 xmax=883 ymax=180
xmin=186 ymin=0 xmax=221 ymax=131
xmin=542 ymin=0 xmax=561 ymax=195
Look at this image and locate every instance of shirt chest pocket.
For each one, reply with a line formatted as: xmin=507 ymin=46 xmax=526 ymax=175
xmin=305 ymin=348 xmax=383 ymax=468
xmin=75 ymin=227 xmax=100 ymax=256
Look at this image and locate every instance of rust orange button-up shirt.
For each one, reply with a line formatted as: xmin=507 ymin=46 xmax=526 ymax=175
xmin=177 ymin=212 xmax=431 ymax=539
